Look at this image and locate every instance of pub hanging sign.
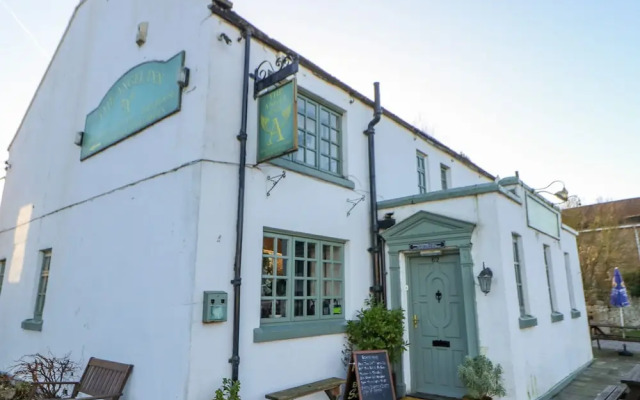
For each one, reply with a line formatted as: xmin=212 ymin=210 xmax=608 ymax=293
xmin=257 ymin=80 xmax=298 ymax=163
xmin=81 ymin=51 xmax=188 ymax=160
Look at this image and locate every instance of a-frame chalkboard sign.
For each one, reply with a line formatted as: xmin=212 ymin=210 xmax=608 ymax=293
xmin=344 ymin=350 xmax=397 ymax=400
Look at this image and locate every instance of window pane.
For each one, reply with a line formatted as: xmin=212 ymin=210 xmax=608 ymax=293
xmin=296 ymin=147 xmax=304 ymax=162
xmin=307 ymin=300 xmax=316 ymax=316
xmin=277 ymin=238 xmax=288 ymax=256
xmin=276 ymin=300 xmax=287 ymax=317
xmin=305 ymin=149 xmax=315 ymax=165
xmin=320 ymin=140 xmax=329 ymax=154
xmin=307 ymin=261 xmax=316 ymax=277
xmin=330 ymin=159 xmax=338 ymax=173
xmin=324 ymin=263 xmax=332 ymax=278
xmin=330 ymin=114 xmax=337 ymax=128
xmin=297 ymin=114 xmax=305 ymax=129
xmin=333 ymin=299 xmax=342 ymax=315
xmin=295 ymin=260 xmax=304 ymax=277
xmin=333 ymin=264 xmax=342 ymax=277
xmin=308 ymin=243 xmax=316 ymax=259
xmin=277 ymin=259 xmax=287 ymax=276
xmin=333 ymin=281 xmax=341 ymax=296
xmin=276 ymin=280 xmax=287 ymax=296
xmin=295 ymin=279 xmax=304 ymax=296
xmin=321 ymin=125 xmax=329 ymax=139
xmin=323 ymin=245 xmax=331 ymax=260
xmin=306 ymin=133 xmax=316 ymax=149
xmin=307 ymin=280 xmax=316 ymax=296
xmin=297 ymin=97 xmax=305 ymax=114
xmin=263 ymin=237 xmax=275 ymax=252
xmin=295 ymin=241 xmax=305 ymax=257
xmin=306 ymin=103 xmax=316 ymax=118
xmin=324 ymin=281 xmax=332 ymax=296
xmin=320 ymin=156 xmax=329 ymax=170
xmin=331 ymin=144 xmax=338 ymax=157
xmin=320 ymin=110 xmax=329 ymax=125
xmin=261 ymin=300 xmax=273 ymax=318
xmin=294 ymin=299 xmax=304 ymax=316
xmin=262 ymin=257 xmax=273 ymax=275
xmin=331 ymin=129 xmax=338 ymax=143
xmin=262 ymin=278 xmax=273 ymax=296
xmin=306 ymin=118 xmax=316 ymax=134
xmin=323 ymin=299 xmax=331 ymax=315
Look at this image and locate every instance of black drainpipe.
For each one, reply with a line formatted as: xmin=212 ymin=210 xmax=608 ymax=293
xmin=230 ymin=27 xmax=251 ymax=382
xmin=364 ymin=82 xmax=382 ymax=303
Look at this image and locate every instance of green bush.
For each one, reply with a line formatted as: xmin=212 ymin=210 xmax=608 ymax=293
xmin=457 ymin=355 xmax=506 ymax=400
xmin=213 ymin=378 xmax=240 ymax=400
xmin=343 ymin=296 xmax=409 ymax=366
xmin=623 ymin=271 xmax=640 ymax=297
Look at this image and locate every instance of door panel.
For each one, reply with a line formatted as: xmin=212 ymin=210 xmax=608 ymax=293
xmin=409 ymin=255 xmax=467 ymax=398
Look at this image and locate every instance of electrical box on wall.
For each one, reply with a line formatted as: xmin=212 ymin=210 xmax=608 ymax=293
xmin=203 ymin=291 xmax=227 ymax=323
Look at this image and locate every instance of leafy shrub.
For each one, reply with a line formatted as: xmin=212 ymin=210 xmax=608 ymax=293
xmin=457 ymin=355 xmax=506 ymax=400
xmin=213 ymin=378 xmax=240 ymax=400
xmin=343 ymin=296 xmax=409 ymax=366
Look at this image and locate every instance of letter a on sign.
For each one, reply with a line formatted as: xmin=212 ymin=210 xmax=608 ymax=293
xmin=257 ymin=80 xmax=298 ymax=163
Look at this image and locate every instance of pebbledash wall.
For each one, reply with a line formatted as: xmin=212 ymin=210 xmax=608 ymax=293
xmin=0 ymin=1 xmax=591 ymax=400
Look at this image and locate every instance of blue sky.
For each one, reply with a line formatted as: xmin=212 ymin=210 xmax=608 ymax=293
xmin=1 ymin=0 xmax=638 ymax=205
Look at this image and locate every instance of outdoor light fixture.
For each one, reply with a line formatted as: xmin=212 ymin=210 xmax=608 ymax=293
xmin=477 ymin=263 xmax=493 ymax=295
xmin=534 ymin=180 xmax=569 ymax=202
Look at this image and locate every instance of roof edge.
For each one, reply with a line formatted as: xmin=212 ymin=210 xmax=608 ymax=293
xmin=208 ymin=5 xmax=495 ymax=181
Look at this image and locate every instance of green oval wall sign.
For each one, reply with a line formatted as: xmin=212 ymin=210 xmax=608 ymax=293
xmin=82 ymin=51 xmax=186 ymax=160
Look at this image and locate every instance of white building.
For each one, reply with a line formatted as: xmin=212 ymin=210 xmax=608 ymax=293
xmin=0 ymin=1 xmax=592 ymax=399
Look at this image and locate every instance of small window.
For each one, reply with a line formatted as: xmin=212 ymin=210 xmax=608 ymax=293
xmin=291 ymin=94 xmax=342 ymax=175
xmin=543 ymin=245 xmax=558 ymax=313
xmin=261 ymin=231 xmax=344 ymax=324
xmin=416 ymin=152 xmax=427 ymax=194
xmin=440 ymin=164 xmax=450 ymax=190
xmin=34 ymin=250 xmax=52 ymax=320
xmin=0 ymin=259 xmax=6 ymax=296
xmin=564 ymin=252 xmax=578 ymax=311
xmin=512 ymin=236 xmax=527 ymax=316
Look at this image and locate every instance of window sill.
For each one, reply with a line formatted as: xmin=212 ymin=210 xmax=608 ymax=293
xmin=21 ymin=318 xmax=43 ymax=331
xmin=551 ymin=311 xmax=564 ymax=323
xmin=254 ymin=319 xmax=346 ymax=343
xmin=519 ymin=315 xmax=538 ymax=329
xmin=571 ymin=309 xmax=581 ymax=319
xmin=269 ymin=158 xmax=355 ymax=189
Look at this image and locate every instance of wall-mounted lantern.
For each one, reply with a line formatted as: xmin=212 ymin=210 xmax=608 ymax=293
xmin=477 ymin=263 xmax=493 ymax=295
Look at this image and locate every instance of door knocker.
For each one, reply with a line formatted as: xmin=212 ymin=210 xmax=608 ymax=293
xmin=435 ymin=290 xmax=442 ymax=303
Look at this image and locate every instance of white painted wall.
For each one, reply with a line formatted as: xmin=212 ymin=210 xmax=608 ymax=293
xmin=381 ymin=187 xmax=592 ymax=399
xmin=0 ymin=1 xmax=590 ymax=400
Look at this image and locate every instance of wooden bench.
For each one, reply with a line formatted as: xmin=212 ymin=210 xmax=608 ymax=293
xmin=591 ymin=323 xmax=640 ymax=349
xmin=594 ymin=384 xmax=627 ymax=400
xmin=265 ymin=377 xmax=345 ymax=400
xmin=29 ymin=357 xmax=133 ymax=400
xmin=621 ymin=364 xmax=640 ymax=400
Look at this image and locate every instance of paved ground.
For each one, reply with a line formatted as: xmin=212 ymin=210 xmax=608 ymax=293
xmin=553 ymin=341 xmax=640 ymax=400
xmin=402 ymin=341 xmax=640 ymax=400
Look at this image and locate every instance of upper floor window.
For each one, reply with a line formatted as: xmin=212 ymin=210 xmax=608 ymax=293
xmin=292 ymin=94 xmax=342 ymax=175
xmin=543 ymin=245 xmax=560 ymax=318
xmin=564 ymin=252 xmax=577 ymax=311
xmin=512 ymin=235 xmax=527 ymax=316
xmin=440 ymin=164 xmax=450 ymax=190
xmin=416 ymin=152 xmax=427 ymax=194
xmin=261 ymin=231 xmax=344 ymax=324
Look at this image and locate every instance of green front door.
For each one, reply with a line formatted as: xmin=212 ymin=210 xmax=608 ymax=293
xmin=409 ymin=254 xmax=467 ymax=398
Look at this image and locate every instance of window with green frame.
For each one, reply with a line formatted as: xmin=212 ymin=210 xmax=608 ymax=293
xmin=0 ymin=259 xmax=6 ymax=296
xmin=290 ymin=94 xmax=342 ymax=175
xmin=417 ymin=151 xmax=427 ymax=194
xmin=34 ymin=250 xmax=52 ymax=320
xmin=261 ymin=231 xmax=344 ymax=323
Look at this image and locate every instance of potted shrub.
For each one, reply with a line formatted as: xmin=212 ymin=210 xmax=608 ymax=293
xmin=213 ymin=378 xmax=240 ymax=400
xmin=457 ymin=355 xmax=506 ymax=400
xmin=343 ymin=296 xmax=409 ymax=382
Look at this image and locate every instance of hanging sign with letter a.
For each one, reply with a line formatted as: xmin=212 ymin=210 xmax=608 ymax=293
xmin=257 ymin=79 xmax=298 ymax=163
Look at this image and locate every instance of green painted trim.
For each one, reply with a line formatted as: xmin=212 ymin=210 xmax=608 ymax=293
xmin=378 ymin=182 xmax=521 ymax=210
xmin=535 ymin=358 xmax=593 ymax=400
xmin=519 ymin=315 xmax=538 ymax=329
xmin=21 ymin=318 xmax=43 ymax=331
xmin=571 ymin=309 xmax=581 ymax=319
xmin=551 ymin=311 xmax=564 ymax=323
xmin=561 ymin=224 xmax=578 ymax=236
xmin=498 ymin=176 xmax=520 ymax=186
xmin=253 ymin=319 xmax=346 ymax=342
xmin=268 ymin=157 xmax=355 ymax=189
xmin=263 ymin=227 xmax=347 ymax=244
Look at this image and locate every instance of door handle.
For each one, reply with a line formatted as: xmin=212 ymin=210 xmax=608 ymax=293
xmin=413 ymin=314 xmax=419 ymax=328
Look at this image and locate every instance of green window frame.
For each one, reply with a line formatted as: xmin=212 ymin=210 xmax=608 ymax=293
xmin=289 ymin=94 xmax=342 ymax=175
xmin=34 ymin=250 xmax=52 ymax=320
xmin=417 ymin=152 xmax=427 ymax=194
xmin=512 ymin=235 xmax=526 ymax=316
xmin=543 ymin=245 xmax=558 ymax=312
xmin=261 ymin=231 xmax=344 ymax=324
xmin=440 ymin=164 xmax=450 ymax=190
xmin=0 ymin=259 xmax=6 ymax=296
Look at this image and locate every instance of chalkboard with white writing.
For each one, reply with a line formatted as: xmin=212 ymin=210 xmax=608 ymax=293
xmin=345 ymin=350 xmax=396 ymax=400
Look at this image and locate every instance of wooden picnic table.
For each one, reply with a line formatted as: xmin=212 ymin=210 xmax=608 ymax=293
xmin=590 ymin=323 xmax=640 ymax=349
xmin=621 ymin=364 xmax=640 ymax=400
